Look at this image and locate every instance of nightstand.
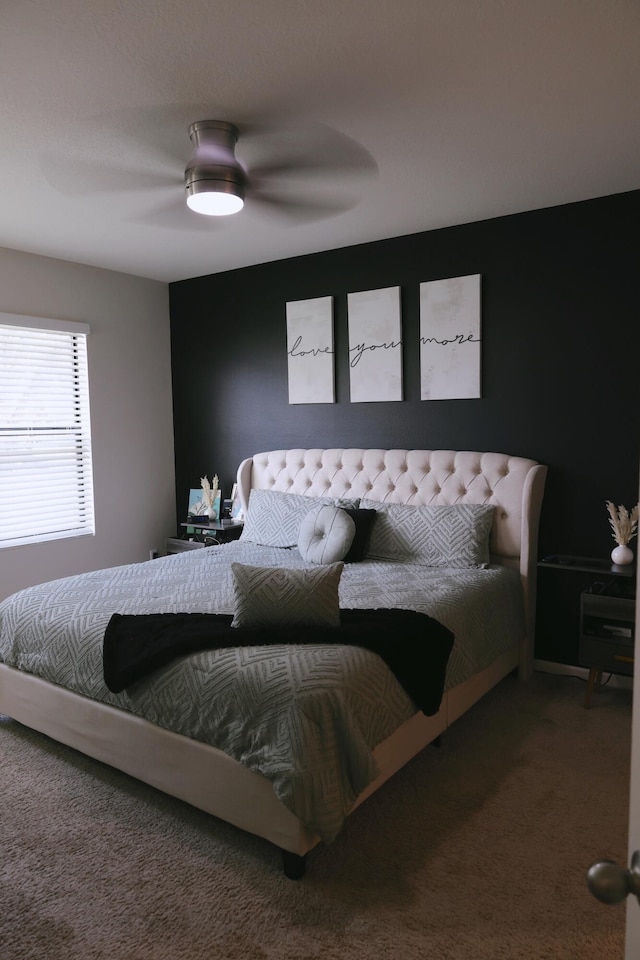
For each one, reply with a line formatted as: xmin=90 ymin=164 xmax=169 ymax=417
xmin=166 ymin=537 xmax=207 ymax=555
xmin=581 ymin=580 xmax=635 ymax=708
xmin=538 ymin=555 xmax=636 ymax=707
xmin=166 ymin=520 xmax=244 ymax=555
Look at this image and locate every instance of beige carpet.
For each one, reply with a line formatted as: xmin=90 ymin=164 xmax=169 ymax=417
xmin=0 ymin=672 xmax=631 ymax=960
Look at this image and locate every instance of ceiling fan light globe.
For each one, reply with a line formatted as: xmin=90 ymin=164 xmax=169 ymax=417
xmin=186 ymin=190 xmax=244 ymax=216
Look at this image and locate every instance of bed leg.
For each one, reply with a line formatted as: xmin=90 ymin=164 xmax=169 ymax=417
xmin=281 ymin=849 xmax=306 ymax=880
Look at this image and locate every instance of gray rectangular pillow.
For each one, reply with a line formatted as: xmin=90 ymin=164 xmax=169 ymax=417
xmin=359 ymin=499 xmax=494 ymax=567
xmin=240 ymin=489 xmax=359 ymax=548
xmin=231 ymin=561 xmax=344 ymax=628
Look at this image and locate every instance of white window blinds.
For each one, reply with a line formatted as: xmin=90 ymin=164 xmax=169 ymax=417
xmin=0 ymin=314 xmax=95 ymax=547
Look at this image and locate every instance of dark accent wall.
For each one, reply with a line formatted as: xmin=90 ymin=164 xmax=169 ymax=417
xmin=169 ymin=190 xmax=640 ymax=666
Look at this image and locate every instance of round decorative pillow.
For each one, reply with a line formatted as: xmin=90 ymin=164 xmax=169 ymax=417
xmin=297 ymin=505 xmax=356 ymax=565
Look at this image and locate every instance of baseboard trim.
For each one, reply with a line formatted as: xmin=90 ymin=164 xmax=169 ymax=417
xmin=534 ymin=658 xmax=633 ymax=690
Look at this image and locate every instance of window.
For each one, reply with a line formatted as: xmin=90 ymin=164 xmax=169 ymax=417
xmin=0 ymin=313 xmax=95 ymax=548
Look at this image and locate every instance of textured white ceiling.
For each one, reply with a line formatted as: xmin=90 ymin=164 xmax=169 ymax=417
xmin=1 ymin=0 xmax=639 ymax=282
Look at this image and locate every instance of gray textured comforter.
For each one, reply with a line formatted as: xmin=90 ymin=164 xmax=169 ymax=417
xmin=0 ymin=542 xmax=524 ymax=842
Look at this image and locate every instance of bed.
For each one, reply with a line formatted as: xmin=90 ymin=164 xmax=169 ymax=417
xmin=0 ymin=448 xmax=546 ymax=877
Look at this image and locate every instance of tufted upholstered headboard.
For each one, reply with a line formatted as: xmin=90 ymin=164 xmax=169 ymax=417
xmin=237 ymin=449 xmax=547 ymax=675
xmin=237 ymin=448 xmax=547 ymax=567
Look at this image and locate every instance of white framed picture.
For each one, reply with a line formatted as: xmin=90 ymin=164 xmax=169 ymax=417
xmin=420 ymin=274 xmax=481 ymax=400
xmin=347 ymin=286 xmax=402 ymax=402
xmin=286 ymin=296 xmax=335 ymax=404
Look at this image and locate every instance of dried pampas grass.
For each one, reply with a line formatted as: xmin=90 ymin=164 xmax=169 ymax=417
xmin=606 ymin=501 xmax=639 ymax=545
xmin=200 ymin=474 xmax=219 ymax=509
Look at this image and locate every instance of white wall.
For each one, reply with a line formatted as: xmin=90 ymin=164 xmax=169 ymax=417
xmin=0 ymin=246 xmax=175 ymax=601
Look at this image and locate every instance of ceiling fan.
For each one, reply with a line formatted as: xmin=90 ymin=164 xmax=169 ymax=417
xmin=184 ymin=120 xmax=247 ymax=216
xmin=182 ymin=118 xmax=379 ymax=223
xmin=42 ymin=112 xmax=378 ymax=230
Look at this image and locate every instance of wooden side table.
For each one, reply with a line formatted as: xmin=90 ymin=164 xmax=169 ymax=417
xmin=581 ymin=584 xmax=635 ymax=708
xmin=538 ymin=555 xmax=636 ymax=708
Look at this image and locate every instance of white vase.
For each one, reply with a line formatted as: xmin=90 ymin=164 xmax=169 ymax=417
xmin=205 ymin=505 xmax=217 ymax=521
xmin=611 ymin=544 xmax=634 ymax=565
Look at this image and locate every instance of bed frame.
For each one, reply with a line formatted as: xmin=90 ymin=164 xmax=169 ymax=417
xmin=0 ymin=449 xmax=546 ymax=878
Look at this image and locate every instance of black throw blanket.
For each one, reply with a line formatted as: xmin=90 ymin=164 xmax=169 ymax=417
xmin=103 ymin=609 xmax=454 ymax=716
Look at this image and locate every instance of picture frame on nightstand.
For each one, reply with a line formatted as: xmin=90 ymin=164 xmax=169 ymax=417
xmin=229 ymin=483 xmax=244 ymax=521
xmin=187 ymin=488 xmax=221 ymax=521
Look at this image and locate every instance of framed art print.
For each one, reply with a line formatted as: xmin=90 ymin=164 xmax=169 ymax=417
xmin=347 ymin=286 xmax=402 ymax=402
xmin=286 ymin=296 xmax=335 ymax=404
xmin=420 ymin=274 xmax=481 ymax=400
xmin=188 ymin=488 xmax=221 ymax=519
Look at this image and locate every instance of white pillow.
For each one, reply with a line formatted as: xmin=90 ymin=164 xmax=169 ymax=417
xmin=240 ymin=489 xmax=358 ymax=548
xmin=360 ymin=499 xmax=494 ymax=567
xmin=230 ymin=561 xmax=344 ymax=628
xmin=297 ymin=505 xmax=356 ymax=565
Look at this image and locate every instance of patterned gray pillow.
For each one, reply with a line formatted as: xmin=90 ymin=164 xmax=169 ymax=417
xmin=240 ymin=489 xmax=358 ymax=548
xmin=230 ymin=561 xmax=344 ymax=628
xmin=297 ymin=505 xmax=356 ymax=564
xmin=359 ymin=499 xmax=494 ymax=567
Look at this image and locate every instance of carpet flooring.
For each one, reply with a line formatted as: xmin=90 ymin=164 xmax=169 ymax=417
xmin=0 ymin=671 xmax=631 ymax=960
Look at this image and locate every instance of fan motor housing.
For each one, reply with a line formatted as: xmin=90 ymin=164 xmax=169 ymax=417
xmin=184 ymin=120 xmax=247 ymax=200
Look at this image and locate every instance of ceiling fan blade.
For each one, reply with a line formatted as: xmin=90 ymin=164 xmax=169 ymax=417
xmin=241 ymin=124 xmax=378 ymax=183
xmin=249 ymin=151 xmax=377 ymax=181
xmin=130 ymin=196 xmax=226 ymax=231
xmin=40 ymin=155 xmax=180 ymax=197
xmin=247 ymin=189 xmax=360 ymax=225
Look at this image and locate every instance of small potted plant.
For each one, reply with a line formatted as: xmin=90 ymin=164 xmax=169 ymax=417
xmin=606 ymin=500 xmax=638 ymax=565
